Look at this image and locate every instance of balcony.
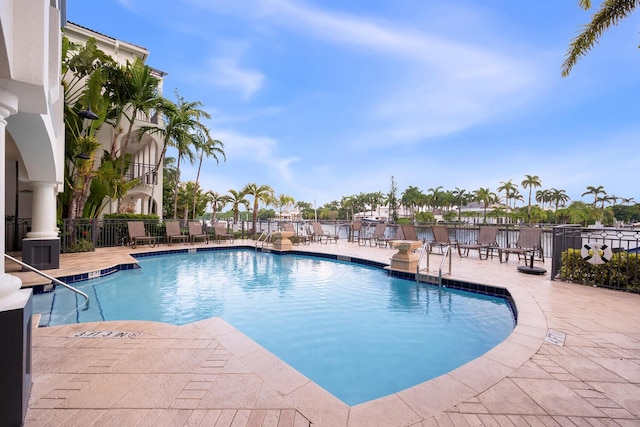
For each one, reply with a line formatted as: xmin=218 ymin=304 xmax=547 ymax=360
xmin=125 ymin=162 xmax=157 ymax=185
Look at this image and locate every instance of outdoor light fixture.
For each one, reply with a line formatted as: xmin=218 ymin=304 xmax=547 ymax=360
xmin=77 ymin=108 xmax=98 ymax=120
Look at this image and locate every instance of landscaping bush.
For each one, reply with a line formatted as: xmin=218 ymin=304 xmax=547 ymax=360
xmin=560 ymin=248 xmax=640 ymax=292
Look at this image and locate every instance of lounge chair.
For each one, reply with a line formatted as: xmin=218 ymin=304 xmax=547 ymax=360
xmin=429 ymin=225 xmax=457 ymax=253
xmin=499 ymin=227 xmax=544 ymax=263
xmin=350 ymin=220 xmax=363 ymax=243
xmin=188 ymin=221 xmax=209 ymax=244
xmin=457 ymin=226 xmax=499 ymax=259
xmin=214 ymin=223 xmax=234 ymax=243
xmin=283 ymin=222 xmax=311 ymax=245
xmin=127 ymin=221 xmax=157 ymax=249
xmin=399 ymin=224 xmax=421 ymax=242
xmin=360 ymin=223 xmax=389 ymax=247
xmin=312 ymin=222 xmax=338 ymax=244
xmin=165 ymin=221 xmax=188 ymax=246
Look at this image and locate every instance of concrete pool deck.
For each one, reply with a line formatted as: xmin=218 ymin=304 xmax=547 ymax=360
xmin=8 ymin=239 xmax=640 ymax=426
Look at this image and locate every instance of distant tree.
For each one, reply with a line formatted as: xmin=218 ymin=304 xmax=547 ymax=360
xmin=582 ymin=185 xmax=607 ymax=208
xmin=388 ymin=176 xmax=399 ymax=222
xmin=473 ymin=187 xmax=497 ymax=223
xmin=521 ymin=174 xmax=542 ymax=222
xmin=227 ymin=189 xmax=249 ymax=223
xmin=242 ymin=183 xmax=275 ymax=223
xmin=497 ymin=179 xmax=519 ymax=212
xmin=451 ymin=187 xmax=471 ymax=222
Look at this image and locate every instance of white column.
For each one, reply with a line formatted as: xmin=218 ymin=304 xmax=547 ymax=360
xmin=0 ymin=88 xmax=23 ymax=303
xmin=26 ymin=182 xmax=58 ymax=239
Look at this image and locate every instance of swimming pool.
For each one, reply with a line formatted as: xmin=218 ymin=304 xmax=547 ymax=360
xmin=33 ymin=249 xmax=515 ymax=405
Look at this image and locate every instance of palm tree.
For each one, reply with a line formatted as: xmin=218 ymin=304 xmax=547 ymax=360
xmin=242 ymin=183 xmax=275 ymax=224
xmin=427 ymin=186 xmax=443 ymax=214
xmin=497 ymin=180 xmax=519 ymax=213
xmin=227 ymin=189 xmax=249 ymax=223
xmin=582 ymin=185 xmax=607 ymax=208
xmin=521 ymin=174 xmax=542 ymax=223
xmin=206 ymin=191 xmax=230 ymax=224
xmin=562 ymin=0 xmax=639 ymax=76
xmin=549 ymin=188 xmax=570 ymax=211
xmin=535 ymin=189 xmax=552 ymax=210
xmin=191 ymin=131 xmax=225 ymax=219
xmin=274 ymin=194 xmax=295 ymax=220
xmin=401 ymin=186 xmax=424 ymax=221
xmin=451 ymin=187 xmax=470 ymax=222
xmin=473 ymin=187 xmax=497 ymax=223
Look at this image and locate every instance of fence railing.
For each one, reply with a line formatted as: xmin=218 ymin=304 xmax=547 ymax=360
xmin=8 ymin=219 xmax=640 ymax=291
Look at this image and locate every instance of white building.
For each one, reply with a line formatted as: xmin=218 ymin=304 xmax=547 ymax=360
xmin=62 ymin=22 xmax=165 ymax=216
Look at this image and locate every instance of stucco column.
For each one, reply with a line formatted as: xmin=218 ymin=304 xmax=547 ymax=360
xmin=0 ymin=88 xmax=23 ymax=303
xmin=26 ymin=182 xmax=58 ymax=239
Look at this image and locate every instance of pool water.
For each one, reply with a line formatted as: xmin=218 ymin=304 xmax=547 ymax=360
xmin=34 ymin=250 xmax=515 ymax=405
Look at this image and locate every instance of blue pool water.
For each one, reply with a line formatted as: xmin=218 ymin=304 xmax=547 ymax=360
xmin=33 ymin=250 xmax=515 ymax=405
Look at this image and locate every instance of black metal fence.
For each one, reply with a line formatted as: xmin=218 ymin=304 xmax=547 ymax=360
xmin=7 ymin=218 xmax=640 ymax=291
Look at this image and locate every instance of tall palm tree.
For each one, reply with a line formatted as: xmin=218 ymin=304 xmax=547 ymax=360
xmin=275 ymin=194 xmax=295 ymax=220
xmin=497 ymin=180 xmax=519 ymax=213
xmin=582 ymin=185 xmax=607 ymax=208
xmin=227 ymin=189 xmax=249 ymax=223
xmin=451 ymin=187 xmax=470 ymax=222
xmin=473 ymin=187 xmax=497 ymax=223
xmin=549 ymin=188 xmax=570 ymax=211
xmin=242 ymin=183 xmax=275 ymax=223
xmin=191 ymin=131 xmax=225 ymax=219
xmin=401 ymin=186 xmax=424 ymax=221
xmin=427 ymin=186 xmax=443 ymax=214
xmin=563 ymin=0 xmax=639 ymax=76
xmin=206 ymin=191 xmax=230 ymax=224
xmin=521 ymin=174 xmax=542 ymax=223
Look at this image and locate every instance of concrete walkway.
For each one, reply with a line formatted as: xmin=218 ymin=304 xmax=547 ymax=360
xmin=12 ymin=239 xmax=640 ymax=426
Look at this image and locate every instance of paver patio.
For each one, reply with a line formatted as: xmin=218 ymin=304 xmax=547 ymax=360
xmin=7 ymin=238 xmax=640 ymax=426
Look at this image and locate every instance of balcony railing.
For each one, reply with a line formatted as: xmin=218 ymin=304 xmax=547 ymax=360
xmin=125 ymin=162 xmax=157 ymax=185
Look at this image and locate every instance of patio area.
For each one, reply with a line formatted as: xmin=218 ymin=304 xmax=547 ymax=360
xmin=9 ymin=238 xmax=640 ymax=426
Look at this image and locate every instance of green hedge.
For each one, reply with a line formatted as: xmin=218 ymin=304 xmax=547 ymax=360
xmin=560 ymin=248 xmax=640 ymax=292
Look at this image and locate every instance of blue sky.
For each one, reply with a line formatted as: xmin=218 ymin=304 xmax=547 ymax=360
xmin=67 ymin=0 xmax=640 ymax=207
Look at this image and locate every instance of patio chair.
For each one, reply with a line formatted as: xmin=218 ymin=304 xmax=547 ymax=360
xmin=429 ymin=225 xmax=457 ymax=254
xmin=312 ymin=222 xmax=338 ymax=244
xmin=165 ymin=221 xmax=188 ymax=246
xmin=127 ymin=221 xmax=157 ymax=249
xmin=360 ymin=223 xmax=390 ymax=247
xmin=214 ymin=223 xmax=234 ymax=243
xmin=499 ymin=227 xmax=544 ymax=263
xmin=350 ymin=220 xmax=363 ymax=243
xmin=188 ymin=221 xmax=209 ymax=244
xmin=399 ymin=224 xmax=421 ymax=242
xmin=283 ymin=222 xmax=311 ymax=245
xmin=457 ymin=226 xmax=499 ymax=259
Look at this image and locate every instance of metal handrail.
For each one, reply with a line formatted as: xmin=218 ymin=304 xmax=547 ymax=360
xmin=255 ymin=231 xmax=273 ymax=249
xmin=417 ymin=242 xmax=430 ymax=274
xmin=4 ymin=254 xmax=90 ymax=309
xmin=439 ymin=245 xmax=452 ymax=283
xmin=416 ymin=243 xmax=451 ymax=286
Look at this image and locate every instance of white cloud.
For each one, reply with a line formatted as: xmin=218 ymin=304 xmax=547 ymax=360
xmin=214 ymin=129 xmax=298 ymax=180
xmin=200 ymin=57 xmax=265 ymax=100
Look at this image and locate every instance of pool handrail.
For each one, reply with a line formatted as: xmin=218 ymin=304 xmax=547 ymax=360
xmin=4 ymin=253 xmax=90 ymax=310
xmin=416 ymin=242 xmax=451 ymax=286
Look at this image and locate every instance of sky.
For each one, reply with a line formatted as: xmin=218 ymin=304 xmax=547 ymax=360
xmin=66 ymin=0 xmax=640 ymax=208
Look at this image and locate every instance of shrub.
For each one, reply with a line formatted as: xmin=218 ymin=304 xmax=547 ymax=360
xmin=560 ymin=248 xmax=640 ymax=292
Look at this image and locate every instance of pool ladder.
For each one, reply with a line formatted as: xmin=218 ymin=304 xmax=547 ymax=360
xmin=255 ymin=231 xmax=273 ymax=250
xmin=4 ymin=253 xmax=90 ymax=310
xmin=416 ymin=242 xmax=452 ymax=286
